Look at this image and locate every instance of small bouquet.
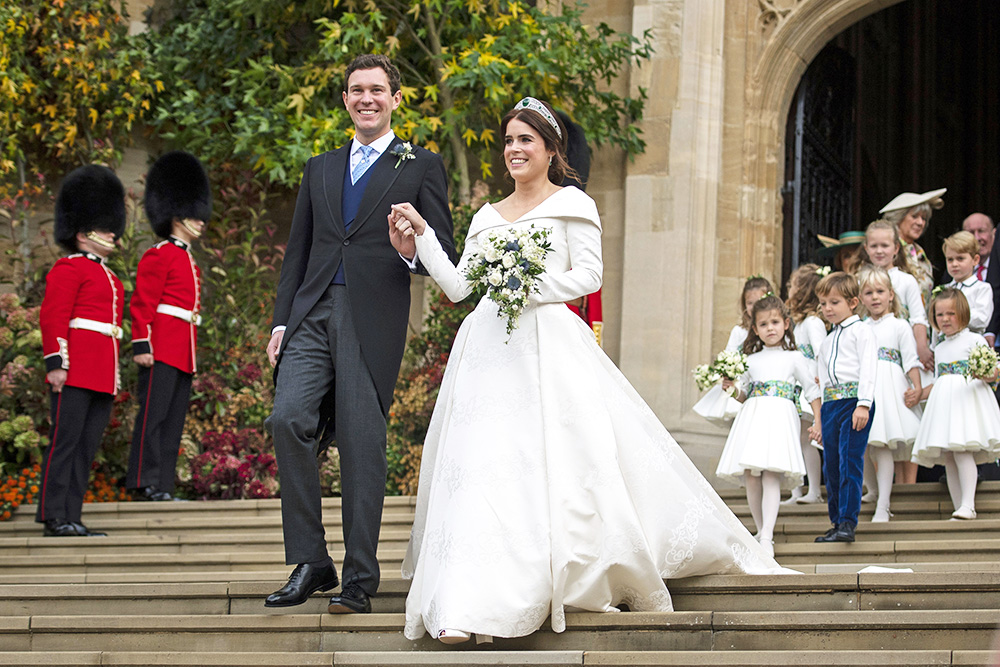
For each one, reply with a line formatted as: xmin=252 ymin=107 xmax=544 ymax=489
xmin=713 ymin=349 xmax=749 ymax=395
xmin=693 ymin=349 xmax=748 ymax=396
xmin=965 ymin=343 xmax=999 ymax=382
xmin=465 ymin=225 xmax=552 ymax=337
xmin=692 ymin=363 xmax=721 ymax=392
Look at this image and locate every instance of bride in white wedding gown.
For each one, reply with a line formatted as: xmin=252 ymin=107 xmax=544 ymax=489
xmin=388 ymin=98 xmax=784 ymax=644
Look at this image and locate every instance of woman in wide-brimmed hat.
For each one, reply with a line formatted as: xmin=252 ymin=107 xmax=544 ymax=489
xmin=817 ymin=231 xmax=866 ymax=274
xmin=879 ymin=188 xmax=946 ymax=307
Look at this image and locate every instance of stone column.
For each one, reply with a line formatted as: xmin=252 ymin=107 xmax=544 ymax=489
xmin=619 ymin=0 xmax=730 ymax=475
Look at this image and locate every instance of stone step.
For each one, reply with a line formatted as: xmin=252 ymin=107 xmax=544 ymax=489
xmin=1 ymin=610 xmax=997 ymax=652
xmin=0 ymin=649 xmax=989 ymax=666
xmin=0 ymin=530 xmax=413 ymax=555
xmin=726 ymin=499 xmax=1000 ymax=522
xmin=3 ymin=515 xmax=999 ymax=550
xmin=0 ymin=549 xmax=407 ymax=575
xmin=3 ymin=571 xmax=999 ymax=617
xmin=9 ymin=558 xmax=1000 ymax=586
xmin=0 ymin=513 xmax=416 ymax=539
xmin=6 ymin=532 xmax=999 ymax=578
xmin=6 ymin=496 xmax=416 ymax=524
xmin=8 ymin=479 xmax=997 ymax=527
xmin=715 ymin=479 xmax=1000 ymax=502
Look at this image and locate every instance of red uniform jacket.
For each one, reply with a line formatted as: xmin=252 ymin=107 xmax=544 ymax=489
xmin=131 ymin=238 xmax=202 ymax=374
xmin=40 ymin=253 xmax=125 ymax=395
xmin=566 ymin=289 xmax=604 ymax=347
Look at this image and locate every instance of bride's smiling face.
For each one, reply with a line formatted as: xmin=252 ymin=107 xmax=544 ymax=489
xmin=504 ymin=118 xmax=554 ymax=184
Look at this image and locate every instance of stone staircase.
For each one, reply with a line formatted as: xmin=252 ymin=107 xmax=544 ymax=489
xmin=1 ymin=482 xmax=999 ymax=666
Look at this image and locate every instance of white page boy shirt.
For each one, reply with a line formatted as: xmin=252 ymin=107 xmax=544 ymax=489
xmin=818 ymin=314 xmax=876 ymax=408
xmin=946 ymin=276 xmax=994 ymax=333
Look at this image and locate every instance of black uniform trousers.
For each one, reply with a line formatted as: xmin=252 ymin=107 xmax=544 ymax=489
xmin=267 ymin=284 xmax=387 ymax=596
xmin=36 ymin=386 xmax=113 ymax=523
xmin=126 ymin=361 xmax=192 ymax=493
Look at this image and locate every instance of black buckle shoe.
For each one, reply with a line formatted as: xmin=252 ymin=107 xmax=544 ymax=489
xmin=42 ymin=519 xmax=84 ymax=537
xmin=137 ymin=486 xmax=174 ymax=502
xmin=328 ymin=583 xmax=372 ymax=614
xmin=814 ymin=525 xmax=839 ymax=543
xmin=264 ymin=562 xmax=339 ymax=608
xmin=832 ymin=522 xmax=856 ymax=542
xmin=71 ymin=521 xmax=107 ymax=537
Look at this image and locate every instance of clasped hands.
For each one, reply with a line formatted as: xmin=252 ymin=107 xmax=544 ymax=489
xmin=387 ymin=202 xmax=427 ymax=258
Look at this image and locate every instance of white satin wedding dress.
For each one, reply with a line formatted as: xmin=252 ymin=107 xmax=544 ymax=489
xmin=402 ymin=186 xmax=782 ymax=641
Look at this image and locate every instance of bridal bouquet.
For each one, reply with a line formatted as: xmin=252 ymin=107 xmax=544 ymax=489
xmin=965 ymin=343 xmax=999 ymax=382
xmin=465 ymin=225 xmax=552 ymax=336
xmin=693 ymin=349 xmax=748 ymax=396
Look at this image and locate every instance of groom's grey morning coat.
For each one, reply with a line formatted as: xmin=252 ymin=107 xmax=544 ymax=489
xmin=271 ymin=138 xmax=456 ymax=442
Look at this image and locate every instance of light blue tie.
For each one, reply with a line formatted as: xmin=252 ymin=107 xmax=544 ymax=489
xmin=351 ymin=145 xmax=374 ymax=184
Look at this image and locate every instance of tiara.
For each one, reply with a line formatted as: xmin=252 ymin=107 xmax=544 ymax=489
xmin=513 ymin=97 xmax=562 ymax=138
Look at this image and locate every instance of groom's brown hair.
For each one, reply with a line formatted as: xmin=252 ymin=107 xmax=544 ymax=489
xmin=343 ymin=54 xmax=401 ymax=95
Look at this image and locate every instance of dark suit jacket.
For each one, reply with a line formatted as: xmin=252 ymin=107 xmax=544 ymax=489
xmin=986 ymin=241 xmax=1000 ymax=341
xmin=272 ymin=137 xmax=455 ymax=443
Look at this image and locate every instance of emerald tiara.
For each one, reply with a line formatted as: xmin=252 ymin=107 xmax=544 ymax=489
xmin=513 ymin=97 xmax=562 ymax=139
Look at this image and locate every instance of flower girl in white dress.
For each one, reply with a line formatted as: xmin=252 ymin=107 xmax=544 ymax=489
xmin=716 ymin=294 xmax=822 ymax=556
xmin=693 ymin=276 xmax=772 ymax=424
xmin=856 ymin=266 xmax=923 ymax=523
xmin=911 ymin=288 xmax=1000 ymax=520
xmin=388 ymin=98 xmax=785 ymax=644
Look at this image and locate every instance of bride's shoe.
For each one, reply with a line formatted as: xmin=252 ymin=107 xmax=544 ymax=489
xmin=437 ymin=628 xmax=471 ymax=644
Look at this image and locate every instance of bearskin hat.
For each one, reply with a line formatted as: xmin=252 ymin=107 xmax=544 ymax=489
xmin=556 ymin=110 xmax=590 ymax=192
xmin=144 ymin=151 xmax=212 ymax=238
xmin=54 ymin=165 xmax=126 ymax=253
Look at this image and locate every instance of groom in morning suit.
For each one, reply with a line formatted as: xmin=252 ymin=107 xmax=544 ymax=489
xmin=264 ymin=54 xmax=455 ymax=612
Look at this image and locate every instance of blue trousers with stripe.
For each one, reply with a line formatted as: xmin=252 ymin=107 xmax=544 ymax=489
xmin=820 ymin=398 xmax=875 ymax=528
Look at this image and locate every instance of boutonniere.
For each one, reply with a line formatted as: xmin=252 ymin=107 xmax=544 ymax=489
xmin=390 ymin=142 xmax=416 ymax=169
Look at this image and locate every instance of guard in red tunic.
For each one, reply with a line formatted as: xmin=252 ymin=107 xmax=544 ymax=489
xmin=126 ymin=151 xmax=210 ymax=501
xmin=38 ymin=165 xmax=126 ymax=536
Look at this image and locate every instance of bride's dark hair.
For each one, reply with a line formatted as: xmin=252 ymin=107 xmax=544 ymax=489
xmin=500 ymin=99 xmax=580 ymax=186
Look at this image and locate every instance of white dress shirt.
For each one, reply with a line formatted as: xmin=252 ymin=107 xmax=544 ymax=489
xmin=818 ymin=314 xmax=877 ymax=407
xmin=946 ymin=276 xmax=994 ymax=334
xmin=349 ymin=131 xmax=397 ymax=179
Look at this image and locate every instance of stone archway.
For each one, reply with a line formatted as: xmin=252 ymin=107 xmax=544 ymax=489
xmin=738 ymin=0 xmax=907 ymax=282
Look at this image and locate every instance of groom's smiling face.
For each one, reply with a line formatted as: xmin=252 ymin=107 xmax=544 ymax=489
xmin=343 ymin=67 xmax=402 ymax=145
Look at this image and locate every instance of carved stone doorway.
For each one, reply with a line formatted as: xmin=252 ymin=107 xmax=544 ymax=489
xmin=778 ymin=0 xmax=1000 ymax=280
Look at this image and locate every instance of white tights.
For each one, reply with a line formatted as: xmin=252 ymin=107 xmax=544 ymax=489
xmin=943 ymin=451 xmax=978 ymax=511
xmin=745 ymin=470 xmax=781 ymax=541
xmin=869 ymin=446 xmax=895 ymax=510
xmin=802 ymin=439 xmax=822 ymax=497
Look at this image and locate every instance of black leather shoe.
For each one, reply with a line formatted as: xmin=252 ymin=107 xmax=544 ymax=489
xmin=137 ymin=486 xmax=174 ymax=502
xmin=43 ymin=519 xmax=84 ymax=537
xmin=265 ymin=562 xmax=339 ymax=608
xmin=71 ymin=521 xmax=107 ymax=537
xmin=328 ymin=583 xmax=372 ymax=614
xmin=814 ymin=525 xmax=839 ymax=543
xmin=832 ymin=522 xmax=856 ymax=542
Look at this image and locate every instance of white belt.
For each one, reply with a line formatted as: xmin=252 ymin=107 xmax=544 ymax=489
xmin=157 ymin=304 xmax=202 ymax=326
xmin=69 ymin=318 xmax=123 ymax=339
